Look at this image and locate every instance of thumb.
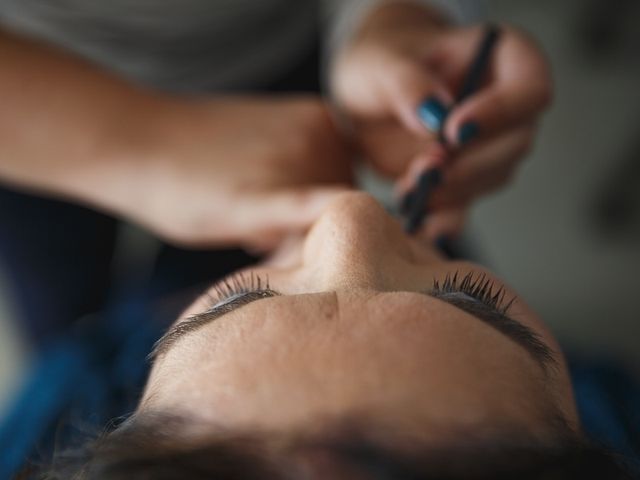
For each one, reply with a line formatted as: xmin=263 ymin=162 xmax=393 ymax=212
xmin=384 ymin=60 xmax=454 ymax=136
xmin=239 ymin=186 xmax=350 ymax=251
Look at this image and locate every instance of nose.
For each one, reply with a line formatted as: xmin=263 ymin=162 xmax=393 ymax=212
xmin=302 ymin=192 xmax=418 ymax=289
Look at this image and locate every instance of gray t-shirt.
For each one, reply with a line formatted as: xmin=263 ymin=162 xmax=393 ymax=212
xmin=0 ymin=0 xmax=480 ymax=92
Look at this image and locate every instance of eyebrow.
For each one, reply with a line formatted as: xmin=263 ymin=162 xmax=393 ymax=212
xmin=149 ymin=291 xmax=557 ymax=372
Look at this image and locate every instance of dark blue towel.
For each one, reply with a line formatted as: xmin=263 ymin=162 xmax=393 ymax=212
xmin=0 ymin=297 xmax=163 ymax=479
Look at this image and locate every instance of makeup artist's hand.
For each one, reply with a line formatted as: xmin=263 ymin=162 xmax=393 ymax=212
xmin=331 ymin=2 xmax=552 ymax=239
xmin=119 ymin=97 xmax=352 ymax=250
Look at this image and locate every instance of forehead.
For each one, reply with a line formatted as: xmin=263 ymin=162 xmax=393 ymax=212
xmin=193 ymin=291 xmax=538 ymax=372
xmin=144 ymin=291 xmax=545 ymax=431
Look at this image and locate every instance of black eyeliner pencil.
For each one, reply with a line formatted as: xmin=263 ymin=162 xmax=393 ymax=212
xmin=403 ymin=24 xmax=502 ymax=235
xmin=456 ymin=24 xmax=501 ymax=105
xmin=404 ymin=170 xmax=440 ymax=234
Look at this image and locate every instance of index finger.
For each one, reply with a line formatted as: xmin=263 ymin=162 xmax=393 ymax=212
xmin=444 ymin=26 xmax=553 ymax=146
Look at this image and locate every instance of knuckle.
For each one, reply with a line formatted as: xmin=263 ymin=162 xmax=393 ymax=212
xmin=491 ymin=94 xmax=511 ymax=122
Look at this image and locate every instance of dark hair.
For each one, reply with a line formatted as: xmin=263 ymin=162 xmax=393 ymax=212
xmin=33 ymin=413 xmax=632 ymax=480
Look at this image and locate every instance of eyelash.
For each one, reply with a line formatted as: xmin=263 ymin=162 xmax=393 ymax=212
xmin=206 ymin=270 xmax=515 ymax=315
xmin=207 ymin=271 xmax=275 ymax=308
xmin=431 ymin=271 xmax=515 ymax=315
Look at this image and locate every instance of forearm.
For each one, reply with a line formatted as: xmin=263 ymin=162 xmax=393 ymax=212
xmin=0 ymin=28 xmax=165 ymax=213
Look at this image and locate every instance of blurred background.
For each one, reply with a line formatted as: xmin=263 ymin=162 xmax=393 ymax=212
xmin=471 ymin=0 xmax=640 ymax=371
xmin=1 ymin=0 xmax=639 ymax=415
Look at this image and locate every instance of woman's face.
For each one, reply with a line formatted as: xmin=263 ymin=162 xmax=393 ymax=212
xmin=140 ymin=193 xmax=578 ymax=442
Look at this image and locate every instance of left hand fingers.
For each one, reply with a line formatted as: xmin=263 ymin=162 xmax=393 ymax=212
xmin=442 ymin=25 xmax=552 ymax=146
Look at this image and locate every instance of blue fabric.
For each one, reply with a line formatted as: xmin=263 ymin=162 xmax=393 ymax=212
xmin=0 ymin=297 xmax=163 ymax=479
xmin=570 ymin=358 xmax=640 ymax=474
xmin=0 ymin=340 xmax=87 ymax=477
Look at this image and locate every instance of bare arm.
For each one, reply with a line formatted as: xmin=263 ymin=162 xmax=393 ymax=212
xmin=0 ymin=28 xmax=162 ymax=212
xmin=0 ymin=28 xmax=352 ymax=248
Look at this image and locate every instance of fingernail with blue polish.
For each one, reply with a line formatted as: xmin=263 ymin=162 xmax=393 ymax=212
xmin=417 ymin=96 xmax=449 ymax=132
xmin=458 ymin=122 xmax=479 ymax=145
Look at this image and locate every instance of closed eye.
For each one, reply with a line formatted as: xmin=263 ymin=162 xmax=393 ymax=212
xmin=148 ymin=283 xmax=557 ymax=374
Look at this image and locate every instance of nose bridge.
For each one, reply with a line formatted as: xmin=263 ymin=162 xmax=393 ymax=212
xmin=302 ymin=193 xmax=403 ymax=289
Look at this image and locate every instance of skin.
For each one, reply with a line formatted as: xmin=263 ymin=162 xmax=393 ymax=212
xmin=0 ymin=29 xmax=352 ymax=251
xmin=0 ymin=2 xmax=552 ymax=249
xmin=332 ymin=2 xmax=552 ymax=239
xmin=140 ymin=193 xmax=579 ymax=444
xmin=0 ymin=1 xmax=563 ymax=451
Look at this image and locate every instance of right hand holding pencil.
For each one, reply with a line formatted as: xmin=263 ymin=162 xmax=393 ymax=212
xmin=331 ymin=2 xmax=552 ymax=239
